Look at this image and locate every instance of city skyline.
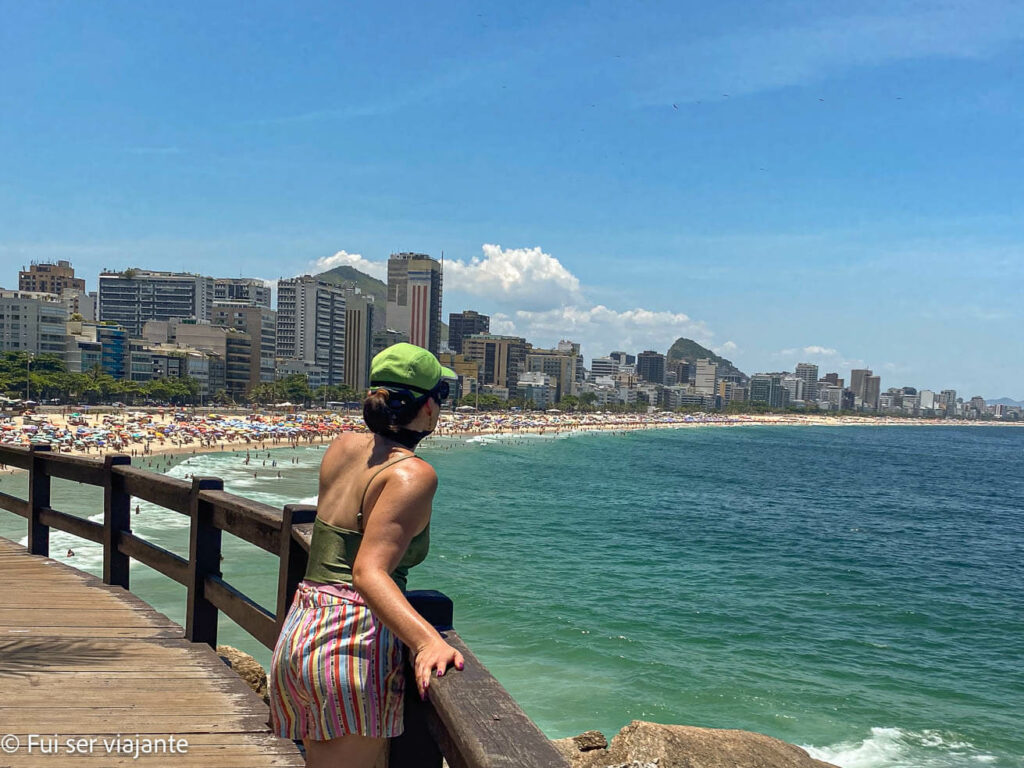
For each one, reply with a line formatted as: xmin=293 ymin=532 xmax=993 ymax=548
xmin=2 ymin=258 xmax=1014 ymax=406
xmin=2 ymin=2 xmax=1022 ymax=396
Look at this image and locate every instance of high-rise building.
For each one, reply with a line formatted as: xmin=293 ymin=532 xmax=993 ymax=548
xmin=557 ymin=340 xmax=585 ymax=385
xmin=0 ymin=291 xmax=67 ymax=357
xmin=670 ymin=360 xmax=691 ymax=385
xmin=939 ymin=389 xmax=957 ymax=416
xmin=863 ymin=375 xmax=881 ymax=411
xmin=276 ymin=275 xmax=347 ymax=387
xmin=609 ymin=351 xmax=636 ymax=367
xmin=448 ymin=310 xmax=490 ymax=355
xmin=850 ymin=369 xmax=870 ymax=401
xmin=66 ymin=320 xmax=128 ymax=379
xmin=213 ymin=278 xmax=272 ymax=308
xmin=152 ymin=320 xmax=254 ymax=399
xmin=387 ymin=253 xmax=443 ymax=354
xmin=462 ymin=334 xmax=528 ymax=393
xmin=694 ymin=358 xmax=718 ymax=396
xmin=525 ymin=347 xmax=578 ymax=401
xmin=636 ymin=351 xmax=666 ymax=385
xmin=212 ymin=304 xmax=277 ymax=388
xmin=19 ymin=261 xmax=86 ymax=297
xmin=590 ymin=356 xmax=619 ymax=379
xmin=795 ymin=363 xmax=819 ymax=401
xmin=749 ymin=374 xmax=790 ymax=408
xmin=342 ymin=290 xmax=374 ymax=392
xmin=98 ymin=269 xmax=215 ymax=337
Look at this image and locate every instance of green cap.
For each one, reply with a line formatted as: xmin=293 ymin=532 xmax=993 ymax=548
xmin=369 ymin=343 xmax=456 ymax=394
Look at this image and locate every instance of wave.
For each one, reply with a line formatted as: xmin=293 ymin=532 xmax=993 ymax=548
xmin=803 ymin=727 xmax=1000 ymax=768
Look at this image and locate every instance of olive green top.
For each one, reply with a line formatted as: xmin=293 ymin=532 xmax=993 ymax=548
xmin=304 ymin=516 xmax=430 ymax=593
xmin=304 ymin=454 xmax=429 ymax=592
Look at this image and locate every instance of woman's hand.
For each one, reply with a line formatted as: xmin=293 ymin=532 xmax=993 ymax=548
xmin=413 ymin=637 xmax=465 ymax=699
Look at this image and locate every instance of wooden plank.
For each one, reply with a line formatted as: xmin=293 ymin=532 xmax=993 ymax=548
xmin=37 ymin=452 xmax=106 ymax=484
xmin=38 ymin=506 xmax=104 ymax=543
xmin=113 ymin=466 xmax=192 ymax=514
xmin=0 ymin=444 xmax=33 ymax=469
xmin=425 ymin=631 xmax=569 ymax=768
xmin=0 ymin=625 xmax=184 ymax=639
xmin=3 ymin=732 xmax=304 ymax=767
xmin=0 ymin=610 xmax=178 ymax=626
xmin=205 ymin=575 xmax=278 ymax=649
xmin=0 ymin=489 xmax=29 ymax=517
xmin=118 ymin=531 xmax=189 ymax=585
xmin=203 ymin=489 xmax=283 ymax=554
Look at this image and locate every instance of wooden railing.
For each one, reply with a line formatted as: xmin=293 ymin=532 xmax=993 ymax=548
xmin=0 ymin=443 xmax=567 ymax=768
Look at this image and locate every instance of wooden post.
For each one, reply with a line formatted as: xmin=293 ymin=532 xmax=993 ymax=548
xmin=103 ymin=455 xmax=132 ymax=588
xmin=276 ymin=503 xmax=317 ymax=636
xmin=186 ymin=476 xmax=224 ymax=648
xmin=389 ymin=592 xmax=455 ymax=768
xmin=27 ymin=444 xmax=51 ymax=556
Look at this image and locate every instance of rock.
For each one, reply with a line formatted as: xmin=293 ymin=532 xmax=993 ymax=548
xmin=217 ymin=644 xmax=269 ymax=706
xmin=574 ymin=731 xmax=610 ymax=752
xmin=552 ymin=721 xmax=839 ymax=768
xmin=554 ymin=731 xmax=610 ymax=762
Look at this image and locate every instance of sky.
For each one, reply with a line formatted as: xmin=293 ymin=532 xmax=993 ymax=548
xmin=1 ymin=0 xmax=1022 ymax=398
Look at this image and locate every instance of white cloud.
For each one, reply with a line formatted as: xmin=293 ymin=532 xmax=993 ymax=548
xmin=312 ymin=250 xmax=387 ymax=281
xmin=714 ymin=341 xmax=738 ymax=355
xmin=491 ymin=305 xmax=713 ymax=360
xmin=775 ymin=345 xmax=838 ymax=357
xmin=445 ymin=244 xmax=583 ymax=310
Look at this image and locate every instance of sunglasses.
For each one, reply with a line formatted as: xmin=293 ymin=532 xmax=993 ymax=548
xmin=430 ymin=380 xmax=450 ymax=404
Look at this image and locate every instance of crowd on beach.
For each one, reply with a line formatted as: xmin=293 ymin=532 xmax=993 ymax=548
xmin=0 ymin=406 xmax=1009 ymax=467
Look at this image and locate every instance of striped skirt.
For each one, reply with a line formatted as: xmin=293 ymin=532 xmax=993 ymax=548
xmin=269 ymin=580 xmax=406 ymax=740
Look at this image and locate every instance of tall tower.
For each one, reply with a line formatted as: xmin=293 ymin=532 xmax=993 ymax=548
xmin=387 ymin=253 xmax=442 ymax=355
xmin=795 ymin=362 xmax=819 ymax=401
xmin=448 ymin=310 xmax=490 ymax=354
xmin=276 ymin=275 xmax=347 ymax=387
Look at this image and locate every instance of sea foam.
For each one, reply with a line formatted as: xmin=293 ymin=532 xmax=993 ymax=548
xmin=803 ymin=727 xmax=998 ymax=768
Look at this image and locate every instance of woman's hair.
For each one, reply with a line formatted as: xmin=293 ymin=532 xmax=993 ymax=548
xmin=363 ymin=387 xmax=425 ymax=435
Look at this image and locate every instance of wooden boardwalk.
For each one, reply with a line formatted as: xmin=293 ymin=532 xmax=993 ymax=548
xmin=0 ymin=538 xmax=303 ymax=767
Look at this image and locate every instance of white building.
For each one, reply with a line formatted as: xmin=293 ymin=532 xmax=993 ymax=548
xmin=0 ymin=291 xmax=67 ymax=357
xmin=694 ymin=358 xmax=718 ymax=396
xmin=98 ymin=269 xmax=214 ymax=337
xmin=276 ymin=276 xmax=347 ymax=387
xmin=517 ymin=371 xmax=557 ymax=408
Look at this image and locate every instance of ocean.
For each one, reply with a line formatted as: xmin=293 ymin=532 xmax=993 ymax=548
xmin=0 ymin=425 xmax=1021 ymax=768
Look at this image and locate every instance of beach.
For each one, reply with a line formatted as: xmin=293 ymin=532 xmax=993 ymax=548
xmin=1 ymin=407 xmax=1018 ymax=472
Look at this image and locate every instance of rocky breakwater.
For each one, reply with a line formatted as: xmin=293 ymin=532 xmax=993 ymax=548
xmin=553 ymin=721 xmax=840 ymax=768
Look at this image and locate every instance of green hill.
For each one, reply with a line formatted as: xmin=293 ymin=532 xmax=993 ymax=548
xmin=667 ymin=337 xmax=747 ymax=381
xmin=315 ymin=265 xmax=387 ymax=333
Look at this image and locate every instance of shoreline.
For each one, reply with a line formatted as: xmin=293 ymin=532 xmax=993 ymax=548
xmin=2 ymin=410 xmax=1020 ymax=475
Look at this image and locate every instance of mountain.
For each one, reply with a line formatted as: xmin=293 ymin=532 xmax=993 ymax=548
xmin=987 ymin=397 xmax=1024 ymax=407
xmin=316 ymin=265 xmax=387 ymax=305
xmin=666 ymin=337 xmax=748 ymax=381
xmin=315 ymin=265 xmax=387 ymax=333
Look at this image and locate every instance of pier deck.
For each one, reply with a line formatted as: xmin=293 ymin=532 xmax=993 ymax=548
xmin=0 ymin=537 xmax=303 ymax=767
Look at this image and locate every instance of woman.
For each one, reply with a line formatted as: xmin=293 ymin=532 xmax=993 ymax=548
xmin=270 ymin=343 xmax=464 ymax=767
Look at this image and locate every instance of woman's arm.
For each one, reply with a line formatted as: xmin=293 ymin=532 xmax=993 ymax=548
xmin=351 ymin=461 xmax=465 ymax=699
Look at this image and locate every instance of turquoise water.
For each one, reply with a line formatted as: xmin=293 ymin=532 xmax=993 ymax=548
xmin=1 ymin=426 xmax=1021 ymax=767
